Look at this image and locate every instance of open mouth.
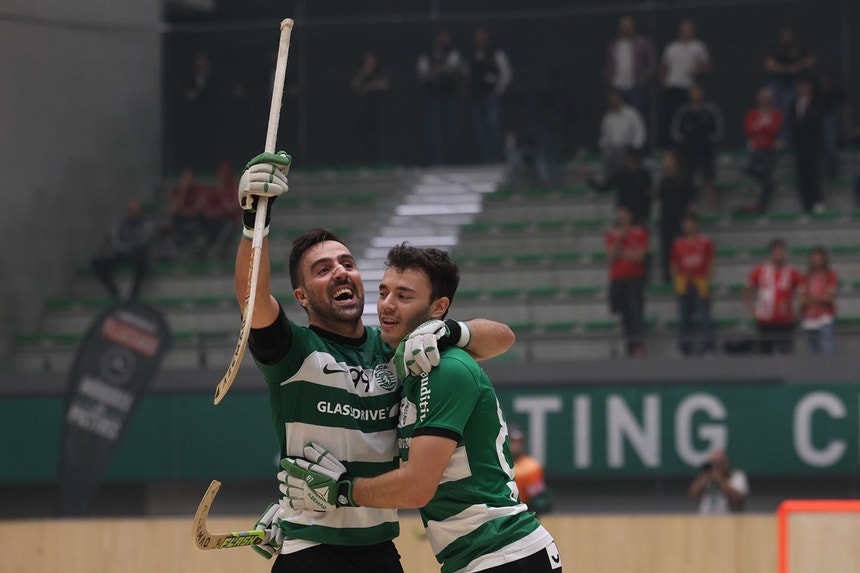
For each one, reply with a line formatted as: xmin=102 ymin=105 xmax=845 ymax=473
xmin=331 ymin=286 xmax=355 ymax=303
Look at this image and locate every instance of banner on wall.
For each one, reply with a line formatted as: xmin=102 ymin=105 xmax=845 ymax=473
xmin=497 ymin=383 xmax=860 ymax=477
xmin=57 ymin=302 xmax=171 ymax=515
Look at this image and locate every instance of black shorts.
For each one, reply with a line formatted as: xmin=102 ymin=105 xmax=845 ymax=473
xmin=272 ymin=541 xmax=403 ymax=573
xmin=481 ymin=542 xmax=563 ymax=573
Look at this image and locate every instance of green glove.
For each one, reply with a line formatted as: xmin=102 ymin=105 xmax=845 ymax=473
xmin=279 ymin=442 xmax=358 ymax=512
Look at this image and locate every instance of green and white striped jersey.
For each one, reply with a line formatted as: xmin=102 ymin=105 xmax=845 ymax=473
xmin=398 ymin=347 xmax=553 ymax=573
xmin=254 ymin=319 xmax=401 ymax=549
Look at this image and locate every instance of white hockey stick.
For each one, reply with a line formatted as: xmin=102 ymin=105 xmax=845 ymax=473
xmin=214 ymin=18 xmax=294 ymax=405
xmin=192 ymin=480 xmax=266 ymax=550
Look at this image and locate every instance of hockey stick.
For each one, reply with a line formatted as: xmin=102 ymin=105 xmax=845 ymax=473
xmin=192 ymin=480 xmax=267 ymax=550
xmin=214 ymin=18 xmax=294 ymax=405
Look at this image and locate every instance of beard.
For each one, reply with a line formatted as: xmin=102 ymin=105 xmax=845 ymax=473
xmin=305 ymin=284 xmax=365 ymax=327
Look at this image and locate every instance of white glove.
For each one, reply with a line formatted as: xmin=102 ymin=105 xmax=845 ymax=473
xmin=397 ymin=320 xmax=449 ymax=378
xmin=237 ymin=151 xmax=291 ymax=211
xmin=251 ymin=502 xmax=284 ymax=560
xmin=278 ymin=442 xmax=357 ymax=512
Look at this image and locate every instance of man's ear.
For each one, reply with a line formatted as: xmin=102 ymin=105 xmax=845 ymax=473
xmin=430 ymin=297 xmax=450 ymax=320
xmin=294 ymin=287 xmax=308 ymax=309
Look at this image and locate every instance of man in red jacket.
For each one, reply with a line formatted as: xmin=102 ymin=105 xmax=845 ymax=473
xmin=606 ymin=205 xmax=649 ymax=357
xmin=739 ymin=88 xmax=783 ymax=214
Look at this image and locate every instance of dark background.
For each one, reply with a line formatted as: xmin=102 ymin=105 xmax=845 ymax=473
xmin=161 ymin=0 xmax=859 ymax=172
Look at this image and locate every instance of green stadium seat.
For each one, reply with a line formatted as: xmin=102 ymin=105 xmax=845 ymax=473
xmin=508 ymin=321 xmax=536 ymax=334
xmin=544 ymin=321 xmax=577 ymax=332
xmin=499 ymin=221 xmax=530 ymax=233
xmin=809 ymin=210 xmax=840 ymax=222
xmin=527 ymin=286 xmax=560 ymax=298
xmin=575 ymin=217 xmax=606 ymax=230
xmin=550 ymin=251 xmax=582 ymax=264
xmin=512 ymin=253 xmax=544 ymax=265
xmin=461 ymin=222 xmax=492 ymax=234
xmin=568 ymin=285 xmax=601 ymax=297
xmin=456 ymin=288 xmax=482 ymax=300
xmin=584 ymin=320 xmax=617 ymax=331
xmin=536 ymin=220 xmax=568 ymax=231
xmin=768 ymin=212 xmax=802 ymax=223
xmin=488 ymin=287 xmax=520 ymax=299
xmin=473 ymin=254 xmax=506 ymax=266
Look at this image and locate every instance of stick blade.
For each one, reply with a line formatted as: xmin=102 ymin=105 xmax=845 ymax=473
xmin=192 ymin=480 xmax=222 ymax=549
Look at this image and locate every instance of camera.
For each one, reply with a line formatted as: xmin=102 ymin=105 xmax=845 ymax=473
xmin=701 ymin=461 xmax=713 ymax=472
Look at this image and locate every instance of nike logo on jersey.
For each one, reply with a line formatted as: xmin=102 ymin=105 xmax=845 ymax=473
xmin=322 ymin=364 xmax=347 ymax=374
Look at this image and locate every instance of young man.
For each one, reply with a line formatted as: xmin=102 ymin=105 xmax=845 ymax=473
xmin=235 ymin=153 xmax=515 ymax=572
xmin=280 ymin=244 xmax=562 ymax=573
xmin=739 ymin=87 xmax=783 ymax=215
xmin=670 ymin=83 xmax=724 ymax=210
xmin=596 ymin=89 xmax=647 ymax=181
xmin=605 ymin=205 xmax=649 ymax=357
xmin=670 ymin=213 xmax=715 ymax=355
xmin=743 ymin=238 xmax=804 ymax=354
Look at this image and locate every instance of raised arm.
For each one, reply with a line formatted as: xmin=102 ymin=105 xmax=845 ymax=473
xmin=234 ymin=152 xmax=291 ymax=328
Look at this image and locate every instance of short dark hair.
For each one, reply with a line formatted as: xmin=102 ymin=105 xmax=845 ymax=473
xmin=384 ymin=244 xmax=460 ymax=315
xmin=768 ymin=237 xmax=786 ymax=251
xmin=289 ymin=228 xmax=347 ymax=289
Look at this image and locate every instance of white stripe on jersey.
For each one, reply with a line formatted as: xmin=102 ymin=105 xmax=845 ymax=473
xmin=281 ymin=350 xmax=400 ymax=396
xmin=285 ymin=422 xmax=398 ymax=463
xmin=425 ymin=502 xmax=529 ymax=555
xmin=439 ymin=445 xmax=472 ymax=484
xmin=460 ymin=526 xmax=555 ymax=573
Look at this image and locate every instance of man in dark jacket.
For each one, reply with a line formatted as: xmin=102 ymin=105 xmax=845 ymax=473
xmin=671 ymin=84 xmax=724 ymax=210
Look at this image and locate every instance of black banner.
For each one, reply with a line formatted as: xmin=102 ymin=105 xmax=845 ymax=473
xmin=58 ymin=301 xmax=171 ymax=516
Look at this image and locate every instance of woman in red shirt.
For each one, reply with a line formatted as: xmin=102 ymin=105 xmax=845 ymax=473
xmin=799 ymin=246 xmax=837 ymax=355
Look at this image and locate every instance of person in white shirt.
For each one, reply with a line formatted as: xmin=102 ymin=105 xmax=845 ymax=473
xmin=688 ymin=449 xmax=749 ymax=514
xmin=598 ymin=89 xmax=647 ymax=180
xmin=659 ymin=19 xmax=711 ymax=147
xmin=603 ymin=15 xmax=655 ymax=119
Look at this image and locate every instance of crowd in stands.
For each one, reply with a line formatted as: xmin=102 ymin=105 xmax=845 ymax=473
xmin=574 ymin=17 xmax=850 ymax=358
xmin=152 ymin=15 xmax=854 ymax=360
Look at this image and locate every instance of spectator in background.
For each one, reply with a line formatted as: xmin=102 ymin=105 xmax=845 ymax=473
xmin=659 ymin=19 xmax=711 ymax=148
xmin=788 ymin=76 xmax=826 ymax=213
xmin=671 ymin=84 xmax=724 ymax=211
xmin=817 ymin=71 xmax=844 ymax=180
xmin=584 ymin=146 xmax=652 ymax=227
xmin=90 ymin=199 xmax=155 ymax=301
xmin=688 ymin=449 xmax=749 ymax=514
xmin=504 ymin=66 xmax=575 ymax=190
xmin=180 ymin=52 xmax=222 ymax=169
xmin=163 ymin=167 xmax=204 ymax=256
xmin=598 ymin=89 xmax=647 ymax=181
xmin=350 ymin=51 xmax=391 ymax=165
xmin=764 ymin=26 xmax=815 ymax=141
xmin=671 ymin=213 xmax=715 ymax=356
xmin=603 ymin=15 xmax=656 ymax=119
xmin=799 ymin=246 xmax=838 ymax=355
xmin=743 ymin=238 xmax=804 ymax=354
xmin=606 ymin=205 xmax=649 ymax=357
xmin=658 ymin=150 xmax=696 ymax=284
xmin=467 ymin=28 xmax=512 ymax=163
xmin=738 ymin=87 xmax=783 ymax=215
xmin=199 ymin=162 xmax=241 ymax=259
xmin=508 ymin=425 xmax=553 ymax=515
xmin=417 ymin=29 xmax=464 ymax=165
